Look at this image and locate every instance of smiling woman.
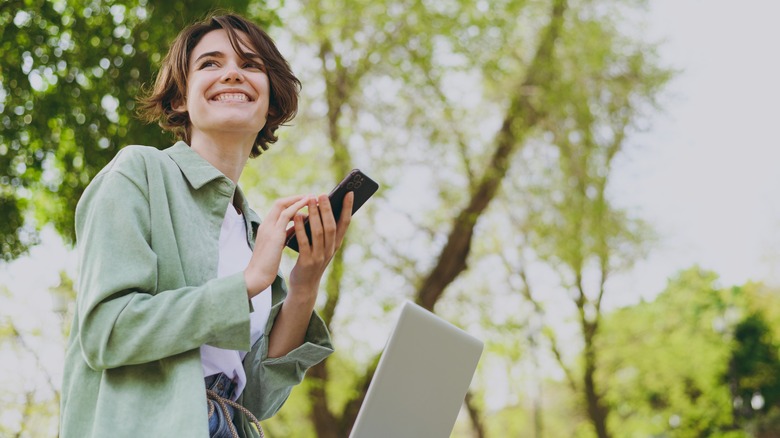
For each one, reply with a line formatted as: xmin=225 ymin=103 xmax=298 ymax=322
xmin=137 ymin=14 xmax=300 ymax=159
xmin=180 ymin=29 xmax=272 ymax=164
xmin=59 ymin=12 xmax=354 ymax=438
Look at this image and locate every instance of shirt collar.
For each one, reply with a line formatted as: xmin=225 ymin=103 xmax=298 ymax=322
xmin=165 ymin=141 xmax=229 ymax=190
xmin=234 ymin=184 xmax=262 ymax=231
xmin=165 ymin=141 xmax=261 ymax=231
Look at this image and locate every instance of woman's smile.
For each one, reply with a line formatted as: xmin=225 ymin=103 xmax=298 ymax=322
xmin=211 ymin=92 xmax=252 ymax=102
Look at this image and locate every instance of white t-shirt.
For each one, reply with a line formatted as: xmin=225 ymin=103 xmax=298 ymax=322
xmin=200 ymin=203 xmax=272 ymax=400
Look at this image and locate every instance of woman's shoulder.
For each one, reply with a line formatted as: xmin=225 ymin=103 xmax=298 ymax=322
xmin=110 ymin=144 xmax=169 ymax=167
xmin=81 ymin=145 xmax=178 ymax=196
xmin=96 ymin=144 xmax=176 ymax=178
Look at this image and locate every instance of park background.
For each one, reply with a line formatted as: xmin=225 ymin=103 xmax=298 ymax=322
xmin=2 ymin=0 xmax=780 ymax=437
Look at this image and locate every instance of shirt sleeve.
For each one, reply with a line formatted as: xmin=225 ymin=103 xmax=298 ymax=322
xmin=74 ymin=168 xmax=252 ymax=371
xmin=238 ymin=277 xmax=334 ymax=420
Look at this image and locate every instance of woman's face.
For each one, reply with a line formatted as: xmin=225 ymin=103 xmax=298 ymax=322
xmin=179 ymin=29 xmax=270 ymax=145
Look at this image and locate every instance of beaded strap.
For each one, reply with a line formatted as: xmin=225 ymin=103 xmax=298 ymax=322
xmin=206 ymin=389 xmax=265 ymax=438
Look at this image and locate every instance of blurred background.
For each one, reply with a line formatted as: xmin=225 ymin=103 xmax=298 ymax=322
xmin=1 ymin=0 xmax=779 ymax=437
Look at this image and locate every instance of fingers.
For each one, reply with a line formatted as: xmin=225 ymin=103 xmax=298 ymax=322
xmin=297 ymin=195 xmax=329 ymax=258
xmin=271 ymin=194 xmax=308 ymax=211
xmin=335 ymin=192 xmax=354 ymax=246
xmin=295 ymin=193 xmax=352 ymax=256
xmin=291 ymin=212 xmax=308 ymax=251
xmin=269 ymin=195 xmax=310 ymax=228
xmin=317 ymin=194 xmax=339 ymax=250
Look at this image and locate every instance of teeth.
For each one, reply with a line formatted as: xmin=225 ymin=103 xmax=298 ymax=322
xmin=213 ymin=93 xmax=248 ymax=102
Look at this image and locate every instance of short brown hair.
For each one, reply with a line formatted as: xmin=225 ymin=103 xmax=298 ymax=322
xmin=137 ymin=13 xmax=300 ymax=157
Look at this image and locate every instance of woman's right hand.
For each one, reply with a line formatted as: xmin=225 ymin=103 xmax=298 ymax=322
xmin=244 ymin=194 xmax=311 ymax=298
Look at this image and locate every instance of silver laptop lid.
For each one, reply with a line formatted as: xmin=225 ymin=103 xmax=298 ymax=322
xmin=350 ymin=301 xmax=484 ymax=438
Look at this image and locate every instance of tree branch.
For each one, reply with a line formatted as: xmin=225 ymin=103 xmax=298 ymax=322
xmin=464 ymin=390 xmax=487 ymax=438
xmin=497 ymin=249 xmax=579 ymax=393
xmin=416 ymin=0 xmax=569 ymax=311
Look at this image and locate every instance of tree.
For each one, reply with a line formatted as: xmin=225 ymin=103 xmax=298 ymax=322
xmin=0 ymin=0 xmax=270 ymax=261
xmin=595 ymin=268 xmax=780 ymax=437
xmin=489 ymin=3 xmax=672 ymax=436
xmin=597 ymin=268 xmax=738 ymax=437
xmin=253 ymin=0 xmax=673 ymax=436
xmin=253 ymin=0 xmax=572 ymax=435
xmin=726 ymin=312 xmax=780 ymax=436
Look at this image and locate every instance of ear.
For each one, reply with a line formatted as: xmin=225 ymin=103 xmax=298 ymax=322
xmin=172 ymin=98 xmax=187 ymax=112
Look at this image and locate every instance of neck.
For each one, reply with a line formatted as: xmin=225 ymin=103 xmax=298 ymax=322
xmin=189 ymin=132 xmax=255 ymax=183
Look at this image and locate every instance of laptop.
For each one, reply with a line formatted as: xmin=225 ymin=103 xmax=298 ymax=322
xmin=349 ymin=301 xmax=484 ymax=437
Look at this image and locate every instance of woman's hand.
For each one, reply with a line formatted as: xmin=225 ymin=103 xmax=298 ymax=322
xmin=266 ymin=192 xmax=353 ymax=358
xmin=288 ymin=192 xmax=354 ymax=298
xmin=243 ymin=194 xmax=311 ymax=298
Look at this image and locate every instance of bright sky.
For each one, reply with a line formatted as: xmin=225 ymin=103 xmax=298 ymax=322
xmin=608 ymin=0 xmax=780 ymax=305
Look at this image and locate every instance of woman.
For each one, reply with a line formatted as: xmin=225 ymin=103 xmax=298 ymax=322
xmin=59 ymin=13 xmax=352 ymax=437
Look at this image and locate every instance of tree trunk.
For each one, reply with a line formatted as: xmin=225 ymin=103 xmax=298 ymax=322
xmin=417 ymin=0 xmax=568 ymax=311
xmin=464 ymin=391 xmax=487 ymax=438
xmin=582 ymin=320 xmax=610 ymax=438
xmin=307 ymin=248 xmax=347 ymax=437
xmin=308 ymin=362 xmax=340 ymax=438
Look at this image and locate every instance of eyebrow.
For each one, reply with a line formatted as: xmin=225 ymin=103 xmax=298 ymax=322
xmin=194 ymin=50 xmax=264 ymax=64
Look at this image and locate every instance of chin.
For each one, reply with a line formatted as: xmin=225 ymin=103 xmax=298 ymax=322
xmin=212 ymin=114 xmax=265 ymax=128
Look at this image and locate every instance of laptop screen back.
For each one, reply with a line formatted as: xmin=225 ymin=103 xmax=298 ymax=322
xmin=349 ymin=301 xmax=484 ymax=438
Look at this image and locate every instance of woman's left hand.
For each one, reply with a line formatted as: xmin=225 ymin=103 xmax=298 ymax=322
xmin=288 ymin=192 xmax=354 ymax=298
xmin=267 ymin=192 xmax=353 ymax=358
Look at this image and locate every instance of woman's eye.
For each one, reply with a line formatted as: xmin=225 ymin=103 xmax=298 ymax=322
xmin=199 ymin=60 xmax=217 ymax=69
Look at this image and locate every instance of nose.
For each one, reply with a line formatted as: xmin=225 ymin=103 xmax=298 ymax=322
xmin=221 ymin=66 xmax=244 ymax=83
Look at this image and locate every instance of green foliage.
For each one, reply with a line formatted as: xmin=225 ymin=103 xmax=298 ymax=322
xmin=0 ymin=0 xmax=276 ymax=260
xmin=274 ymin=0 xmax=672 ymax=436
xmin=521 ymin=4 xmax=670 ymax=281
xmin=725 ymin=312 xmax=780 ymax=428
xmin=484 ymin=5 xmax=675 ymax=436
xmin=597 ymin=267 xmax=780 ymax=437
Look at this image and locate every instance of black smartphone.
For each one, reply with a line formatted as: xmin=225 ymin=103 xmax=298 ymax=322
xmin=285 ymin=169 xmax=379 ymax=252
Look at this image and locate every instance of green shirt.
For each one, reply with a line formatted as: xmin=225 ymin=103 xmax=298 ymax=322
xmin=60 ymin=142 xmax=333 ymax=437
